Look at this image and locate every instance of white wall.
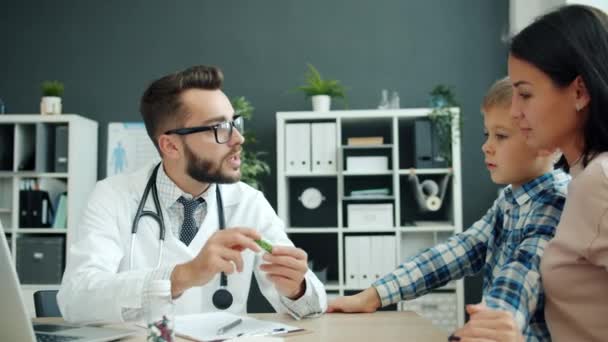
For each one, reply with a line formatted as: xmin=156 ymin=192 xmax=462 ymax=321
xmin=510 ymin=0 xmax=608 ymax=36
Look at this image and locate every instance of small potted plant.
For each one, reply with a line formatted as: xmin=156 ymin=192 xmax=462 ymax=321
xmin=297 ymin=64 xmax=346 ymax=112
xmin=41 ymin=80 xmax=64 ymax=115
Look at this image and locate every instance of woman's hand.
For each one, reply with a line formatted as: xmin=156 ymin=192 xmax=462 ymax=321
xmin=450 ymin=304 xmax=524 ymax=342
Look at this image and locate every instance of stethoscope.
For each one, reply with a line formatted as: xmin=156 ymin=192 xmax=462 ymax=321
xmin=130 ymin=163 xmax=233 ymax=310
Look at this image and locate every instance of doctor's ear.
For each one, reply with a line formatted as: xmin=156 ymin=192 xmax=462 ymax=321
xmin=157 ymin=134 xmax=181 ymax=160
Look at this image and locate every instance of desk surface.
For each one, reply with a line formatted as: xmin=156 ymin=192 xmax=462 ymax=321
xmin=39 ymin=311 xmax=447 ymax=341
xmin=138 ymin=311 xmax=445 ymax=341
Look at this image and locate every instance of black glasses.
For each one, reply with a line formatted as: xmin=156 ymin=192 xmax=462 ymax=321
xmin=164 ymin=115 xmax=244 ymax=144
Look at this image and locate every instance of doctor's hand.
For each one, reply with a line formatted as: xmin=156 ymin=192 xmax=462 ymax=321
xmin=450 ymin=304 xmax=524 ymax=342
xmin=259 ymin=246 xmax=308 ymax=300
xmin=171 ymin=227 xmax=261 ymax=297
xmin=326 ymin=287 xmax=381 ymax=313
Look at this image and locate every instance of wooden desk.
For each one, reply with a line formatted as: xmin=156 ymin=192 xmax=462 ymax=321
xmin=133 ymin=311 xmax=447 ymax=341
xmin=39 ymin=311 xmax=448 ymax=341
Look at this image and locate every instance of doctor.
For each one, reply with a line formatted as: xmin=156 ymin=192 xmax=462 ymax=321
xmin=58 ymin=65 xmax=327 ymax=322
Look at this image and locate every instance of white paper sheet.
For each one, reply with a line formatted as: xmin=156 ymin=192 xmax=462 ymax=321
xmin=175 ymin=312 xmax=299 ymax=341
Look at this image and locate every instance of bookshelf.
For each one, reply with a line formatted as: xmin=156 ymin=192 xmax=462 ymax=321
xmin=276 ymin=108 xmax=463 ymax=332
xmin=0 ymin=114 xmax=98 ymax=316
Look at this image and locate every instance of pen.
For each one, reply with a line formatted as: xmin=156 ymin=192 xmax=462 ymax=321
xmin=217 ymin=318 xmax=242 ymax=335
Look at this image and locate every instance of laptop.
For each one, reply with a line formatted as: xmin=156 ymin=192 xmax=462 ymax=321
xmin=0 ymin=231 xmax=137 ymax=342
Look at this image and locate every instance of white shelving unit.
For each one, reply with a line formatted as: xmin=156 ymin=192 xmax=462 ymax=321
xmin=0 ymin=114 xmax=98 ymax=316
xmin=276 ymin=108 xmax=464 ymax=331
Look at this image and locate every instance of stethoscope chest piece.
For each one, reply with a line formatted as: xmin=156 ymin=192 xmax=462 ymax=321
xmin=212 ymin=287 xmax=233 ymax=310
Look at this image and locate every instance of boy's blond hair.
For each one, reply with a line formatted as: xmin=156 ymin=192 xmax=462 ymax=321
xmin=481 ymin=76 xmax=512 ymax=112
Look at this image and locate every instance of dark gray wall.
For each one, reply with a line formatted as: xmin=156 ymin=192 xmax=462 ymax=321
xmin=0 ymin=0 xmax=507 ymax=310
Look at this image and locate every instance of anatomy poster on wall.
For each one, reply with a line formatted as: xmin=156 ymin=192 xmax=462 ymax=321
xmin=106 ymin=122 xmax=159 ymax=176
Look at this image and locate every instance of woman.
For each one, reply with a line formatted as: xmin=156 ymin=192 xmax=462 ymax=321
xmin=454 ymin=5 xmax=608 ymax=342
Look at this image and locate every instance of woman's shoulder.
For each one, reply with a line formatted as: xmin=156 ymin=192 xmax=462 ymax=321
xmin=570 ymin=152 xmax=608 ymax=199
xmin=579 ymin=152 xmax=608 ymax=180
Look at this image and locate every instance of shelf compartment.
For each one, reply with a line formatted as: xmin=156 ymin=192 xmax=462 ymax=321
xmin=289 ymin=233 xmax=339 ymax=286
xmin=288 ymin=177 xmax=337 ymax=228
xmin=14 ymin=124 xmax=36 ymax=171
xmin=0 ymin=124 xmax=14 ymax=171
xmin=399 ymin=174 xmax=453 ymax=226
xmin=398 ymin=118 xmax=449 ymax=170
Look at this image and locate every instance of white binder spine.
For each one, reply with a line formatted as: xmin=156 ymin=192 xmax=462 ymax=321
xmin=285 ymin=123 xmax=311 ymax=173
xmin=311 ymin=122 xmax=336 ymax=173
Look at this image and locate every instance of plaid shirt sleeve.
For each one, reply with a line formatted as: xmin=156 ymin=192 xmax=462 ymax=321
xmin=373 ymin=197 xmax=502 ymax=306
xmin=483 ymin=195 xmax=564 ymax=332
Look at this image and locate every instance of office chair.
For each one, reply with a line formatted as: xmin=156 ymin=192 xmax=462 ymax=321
xmin=33 ymin=290 xmax=61 ymax=317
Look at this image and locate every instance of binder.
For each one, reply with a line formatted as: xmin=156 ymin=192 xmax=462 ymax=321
xmin=345 ymin=236 xmax=358 ymax=288
xmin=415 ymin=120 xmax=433 ymax=168
xmin=383 ymin=235 xmax=396 ymax=275
xmin=19 ymin=190 xmax=53 ymax=228
xmin=35 ymin=123 xmax=55 ymax=172
xmin=54 ymin=125 xmax=69 ymax=172
xmin=357 ymin=236 xmax=372 ymax=288
xmin=285 ymin=123 xmax=311 ymax=173
xmin=311 ymin=122 xmax=337 ymax=173
xmin=52 ymin=193 xmax=67 ymax=229
xmin=370 ymin=236 xmax=384 ymax=283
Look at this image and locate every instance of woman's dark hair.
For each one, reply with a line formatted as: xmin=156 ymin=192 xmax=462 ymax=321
xmin=140 ymin=65 xmax=224 ymax=152
xmin=509 ymin=5 xmax=608 ymax=171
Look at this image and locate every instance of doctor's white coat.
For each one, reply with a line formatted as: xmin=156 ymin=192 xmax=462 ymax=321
xmin=58 ymin=164 xmax=327 ymax=322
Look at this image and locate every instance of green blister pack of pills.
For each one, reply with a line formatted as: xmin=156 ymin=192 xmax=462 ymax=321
xmin=255 ymin=239 xmax=273 ymax=253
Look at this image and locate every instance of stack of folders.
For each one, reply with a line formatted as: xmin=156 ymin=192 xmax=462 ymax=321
xmin=350 ymin=188 xmax=390 ymax=198
xmin=345 ymin=235 xmax=396 ymax=288
xmin=347 ymin=136 xmax=384 ymax=146
xmin=52 ymin=193 xmax=67 ymax=229
xmin=285 ymin=123 xmax=337 ymax=173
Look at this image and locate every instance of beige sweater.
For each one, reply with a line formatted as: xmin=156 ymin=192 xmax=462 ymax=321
xmin=541 ymin=152 xmax=608 ymax=342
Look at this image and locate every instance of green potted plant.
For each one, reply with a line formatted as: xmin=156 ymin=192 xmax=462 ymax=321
xmin=297 ymin=64 xmax=346 ymax=112
xmin=428 ymin=85 xmax=461 ymax=165
xmin=231 ymin=96 xmax=271 ymax=190
xmin=41 ymin=80 xmax=64 ymax=115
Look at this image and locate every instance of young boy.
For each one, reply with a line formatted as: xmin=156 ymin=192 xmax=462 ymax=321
xmin=328 ymin=77 xmax=569 ymax=341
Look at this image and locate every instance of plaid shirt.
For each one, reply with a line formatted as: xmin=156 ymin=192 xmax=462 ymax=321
xmin=373 ymin=169 xmax=570 ymax=341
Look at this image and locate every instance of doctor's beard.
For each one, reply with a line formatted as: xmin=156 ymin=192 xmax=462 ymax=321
xmin=183 ymin=142 xmax=241 ymax=184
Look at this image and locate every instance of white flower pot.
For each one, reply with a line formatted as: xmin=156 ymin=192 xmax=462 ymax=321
xmin=311 ymin=95 xmax=331 ymax=112
xmin=40 ymin=96 xmax=62 ymax=115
